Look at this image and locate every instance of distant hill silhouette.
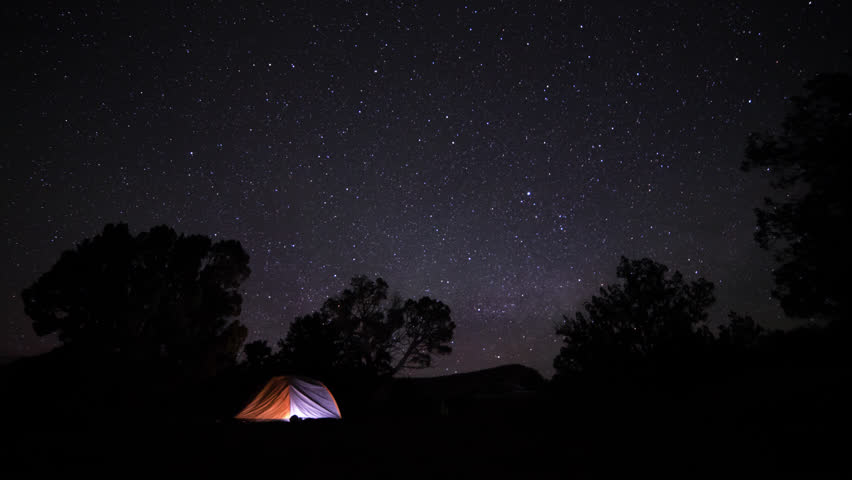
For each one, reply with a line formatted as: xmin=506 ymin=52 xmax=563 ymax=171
xmin=396 ymin=364 xmax=544 ymax=396
xmin=368 ymin=364 xmax=546 ymax=418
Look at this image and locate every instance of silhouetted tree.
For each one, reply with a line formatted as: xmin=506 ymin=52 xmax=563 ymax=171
xmin=554 ymin=257 xmax=715 ymax=377
xmin=276 ymin=312 xmax=342 ymax=378
xmin=243 ymin=339 xmax=273 ymax=370
xmin=277 ymin=276 xmax=455 ymax=378
xmin=388 ymin=297 xmax=455 ymax=374
xmin=712 ymin=311 xmax=766 ymax=369
xmin=321 ymin=276 xmax=396 ymax=375
xmin=742 ymin=72 xmax=852 ymax=321
xmin=21 ymin=223 xmax=250 ymax=379
xmin=718 ymin=311 xmax=764 ymax=349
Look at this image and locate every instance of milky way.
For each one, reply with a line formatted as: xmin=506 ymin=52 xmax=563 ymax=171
xmin=2 ymin=1 xmax=849 ymax=376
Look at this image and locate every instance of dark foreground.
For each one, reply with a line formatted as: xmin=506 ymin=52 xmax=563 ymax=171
xmin=2 ymin=415 xmax=842 ymax=475
xmin=1 ymin=351 xmax=847 ymax=474
xmin=3 ymin=368 xmax=846 ymax=475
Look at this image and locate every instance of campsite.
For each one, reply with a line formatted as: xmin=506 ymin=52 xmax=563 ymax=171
xmin=1 ymin=249 xmax=848 ymax=473
xmin=3 ymin=0 xmax=850 ymax=474
xmin=1 ymin=245 xmax=847 ymax=473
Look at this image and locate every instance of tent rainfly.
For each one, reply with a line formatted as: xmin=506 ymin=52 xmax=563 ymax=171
xmin=235 ymin=376 xmax=342 ymax=421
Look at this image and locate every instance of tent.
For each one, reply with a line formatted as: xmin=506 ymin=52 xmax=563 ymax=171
xmin=235 ymin=376 xmax=342 ymax=421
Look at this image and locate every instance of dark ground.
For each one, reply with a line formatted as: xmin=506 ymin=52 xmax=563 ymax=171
xmin=1 ymin=363 xmax=846 ymax=475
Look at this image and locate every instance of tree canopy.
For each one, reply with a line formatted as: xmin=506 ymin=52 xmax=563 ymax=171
xmin=277 ymin=312 xmax=344 ymax=379
xmin=273 ymin=276 xmax=455 ymax=378
xmin=320 ymin=276 xmax=396 ymax=375
xmin=387 ymin=297 xmax=455 ymax=373
xmin=21 ymin=223 xmax=251 ymax=379
xmin=742 ymin=72 xmax=852 ymax=321
xmin=554 ymin=257 xmax=715 ymax=377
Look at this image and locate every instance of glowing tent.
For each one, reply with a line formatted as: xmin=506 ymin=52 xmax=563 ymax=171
xmin=235 ymin=376 xmax=342 ymax=421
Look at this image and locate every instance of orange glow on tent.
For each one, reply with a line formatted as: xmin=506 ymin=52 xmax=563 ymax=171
xmin=236 ymin=376 xmax=342 ymax=421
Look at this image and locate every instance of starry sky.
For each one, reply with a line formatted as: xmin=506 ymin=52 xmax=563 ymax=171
xmin=2 ymin=1 xmax=849 ymax=376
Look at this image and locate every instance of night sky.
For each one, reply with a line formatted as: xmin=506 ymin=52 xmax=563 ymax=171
xmin=2 ymin=1 xmax=849 ymax=377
